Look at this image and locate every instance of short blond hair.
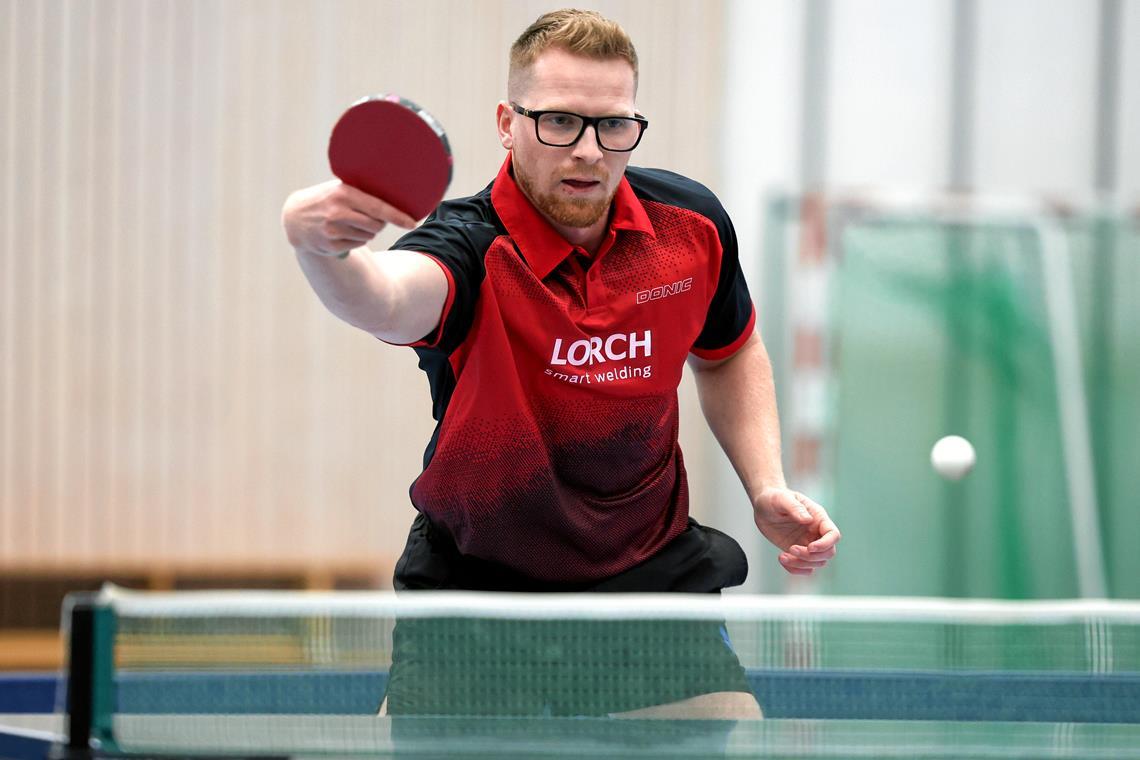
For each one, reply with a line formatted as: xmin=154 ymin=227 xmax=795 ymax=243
xmin=508 ymin=9 xmax=639 ymax=98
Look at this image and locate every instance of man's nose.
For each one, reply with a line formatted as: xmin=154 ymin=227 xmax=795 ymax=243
xmin=571 ymin=125 xmax=604 ymax=162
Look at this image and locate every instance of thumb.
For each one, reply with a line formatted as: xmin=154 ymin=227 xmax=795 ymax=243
xmin=789 ymin=493 xmax=813 ymax=522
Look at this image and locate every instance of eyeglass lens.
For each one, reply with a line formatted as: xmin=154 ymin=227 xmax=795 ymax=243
xmin=537 ymin=113 xmax=641 ymax=150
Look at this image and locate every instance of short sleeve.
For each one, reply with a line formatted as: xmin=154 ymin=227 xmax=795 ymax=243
xmin=390 ymin=195 xmax=499 ymax=353
xmin=690 ymin=202 xmax=756 ymax=360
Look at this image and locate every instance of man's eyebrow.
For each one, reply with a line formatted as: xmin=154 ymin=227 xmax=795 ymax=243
xmin=565 ymin=108 xmax=640 ymax=117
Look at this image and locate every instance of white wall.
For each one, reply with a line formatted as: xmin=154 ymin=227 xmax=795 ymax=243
xmin=972 ymin=0 xmax=1100 ymax=194
xmin=1119 ymin=0 xmax=1140 ymax=194
xmin=826 ymin=0 xmax=954 ymax=188
xmin=0 ymin=0 xmax=729 ymax=573
xmin=725 ymin=0 xmax=1138 ymax=202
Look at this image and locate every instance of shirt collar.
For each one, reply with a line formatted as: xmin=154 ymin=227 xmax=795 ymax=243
xmin=490 ymin=154 xmax=655 ymax=280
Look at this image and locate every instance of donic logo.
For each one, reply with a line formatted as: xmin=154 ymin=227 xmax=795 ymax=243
xmin=636 ymin=277 xmax=692 ymax=304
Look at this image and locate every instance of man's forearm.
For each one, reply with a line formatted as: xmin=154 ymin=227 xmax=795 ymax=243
xmin=692 ymin=334 xmax=787 ymax=500
xmin=294 ymin=247 xmax=448 ymax=343
xmin=294 ymin=247 xmax=395 ymax=333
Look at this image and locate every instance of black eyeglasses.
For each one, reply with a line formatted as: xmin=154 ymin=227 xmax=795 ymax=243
xmin=510 ymin=102 xmax=648 ymax=152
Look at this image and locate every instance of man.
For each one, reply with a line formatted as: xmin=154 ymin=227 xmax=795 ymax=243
xmin=282 ymin=9 xmax=839 ymax=720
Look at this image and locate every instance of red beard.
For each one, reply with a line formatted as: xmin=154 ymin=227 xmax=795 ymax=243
xmin=515 ymin=163 xmax=615 ymax=229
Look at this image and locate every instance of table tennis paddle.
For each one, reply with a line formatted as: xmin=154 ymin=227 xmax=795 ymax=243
xmin=328 ymin=94 xmax=453 ymax=221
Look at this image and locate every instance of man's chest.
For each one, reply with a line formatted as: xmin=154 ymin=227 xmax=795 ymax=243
xmin=456 ymin=223 xmax=721 ymax=394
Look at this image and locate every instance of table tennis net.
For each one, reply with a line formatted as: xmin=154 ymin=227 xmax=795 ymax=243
xmin=54 ymin=589 xmax=1140 ymax=758
xmin=67 ymin=588 xmax=1140 ymax=719
xmin=98 ymin=591 xmax=1140 ymax=669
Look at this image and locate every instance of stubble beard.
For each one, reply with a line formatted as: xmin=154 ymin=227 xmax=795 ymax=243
xmin=514 ymin=161 xmax=615 ymax=229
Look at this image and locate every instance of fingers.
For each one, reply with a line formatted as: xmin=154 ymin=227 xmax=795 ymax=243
xmin=790 ymin=540 xmax=836 ymax=560
xmin=808 ymin=518 xmax=841 ymax=553
xmin=792 ymin=492 xmax=825 ymax=520
xmin=787 ymin=491 xmax=842 ymax=553
xmin=317 ymin=209 xmax=386 ymax=253
xmin=303 ymin=216 xmax=373 ymax=258
xmin=338 ymin=208 xmax=387 ymax=238
xmin=792 ymin=541 xmax=837 ymax=560
xmin=778 ymin=551 xmax=827 ymax=575
xmin=341 ymin=184 xmax=418 ymax=229
xmin=780 ymin=543 xmax=836 ymax=575
xmin=309 ymin=186 xmax=416 ymax=257
xmin=283 ymin=180 xmax=421 ymax=259
xmin=782 ymin=494 xmax=841 ymax=576
xmin=768 ymin=490 xmax=822 ymax=525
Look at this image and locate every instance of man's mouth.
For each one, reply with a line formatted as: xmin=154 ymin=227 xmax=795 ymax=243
xmin=561 ymin=177 xmax=601 ymax=190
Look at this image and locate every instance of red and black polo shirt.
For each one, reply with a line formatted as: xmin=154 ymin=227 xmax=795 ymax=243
xmin=390 ymin=155 xmax=755 ymax=584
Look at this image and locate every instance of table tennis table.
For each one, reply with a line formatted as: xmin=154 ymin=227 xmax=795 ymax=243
xmin=4 ymin=709 xmax=1140 ymax=758
xmin=4 ymin=660 xmax=1140 ymax=758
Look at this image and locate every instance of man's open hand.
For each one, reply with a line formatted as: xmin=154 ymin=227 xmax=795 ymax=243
xmin=752 ymin=488 xmax=840 ymax=575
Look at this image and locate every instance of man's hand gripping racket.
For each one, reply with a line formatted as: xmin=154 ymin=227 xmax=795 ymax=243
xmin=282 ymin=94 xmax=452 ymax=258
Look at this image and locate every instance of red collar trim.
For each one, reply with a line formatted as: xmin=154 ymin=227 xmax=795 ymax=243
xmin=490 ymin=155 xmax=655 ymax=279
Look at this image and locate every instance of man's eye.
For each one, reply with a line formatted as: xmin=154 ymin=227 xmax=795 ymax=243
xmin=601 ymin=119 xmax=631 ymax=131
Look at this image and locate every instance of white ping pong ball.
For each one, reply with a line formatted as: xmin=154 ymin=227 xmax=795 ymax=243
xmin=931 ymin=435 xmax=976 ymax=480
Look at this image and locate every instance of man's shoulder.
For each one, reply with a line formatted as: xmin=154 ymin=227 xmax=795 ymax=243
xmin=429 ymin=181 xmax=500 ymax=229
xmin=392 ymin=182 xmax=502 ymax=258
xmin=624 ymin=167 xmax=726 ymax=223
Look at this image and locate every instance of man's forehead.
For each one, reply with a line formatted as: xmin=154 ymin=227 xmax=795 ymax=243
xmin=520 ymin=48 xmax=636 ymax=104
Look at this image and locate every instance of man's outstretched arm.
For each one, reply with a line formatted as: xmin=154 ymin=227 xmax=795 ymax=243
xmin=282 ymin=179 xmax=447 ymax=344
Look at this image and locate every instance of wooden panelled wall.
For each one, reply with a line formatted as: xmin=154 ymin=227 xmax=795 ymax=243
xmin=0 ymin=1 xmax=727 ymax=572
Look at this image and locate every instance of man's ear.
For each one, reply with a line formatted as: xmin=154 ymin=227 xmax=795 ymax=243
xmin=496 ymin=101 xmax=514 ymax=150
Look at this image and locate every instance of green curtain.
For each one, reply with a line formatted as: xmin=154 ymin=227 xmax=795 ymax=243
xmin=761 ymin=205 xmax=1139 ymax=599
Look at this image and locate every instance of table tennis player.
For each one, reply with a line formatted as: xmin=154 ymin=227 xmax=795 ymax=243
xmin=281 ymin=8 xmax=840 ymax=720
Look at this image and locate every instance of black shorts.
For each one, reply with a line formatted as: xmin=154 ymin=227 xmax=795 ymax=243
xmin=385 ymin=514 xmax=752 ymax=716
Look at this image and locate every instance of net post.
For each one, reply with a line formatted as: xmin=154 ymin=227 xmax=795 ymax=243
xmin=52 ymin=593 xmax=97 ymax=759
